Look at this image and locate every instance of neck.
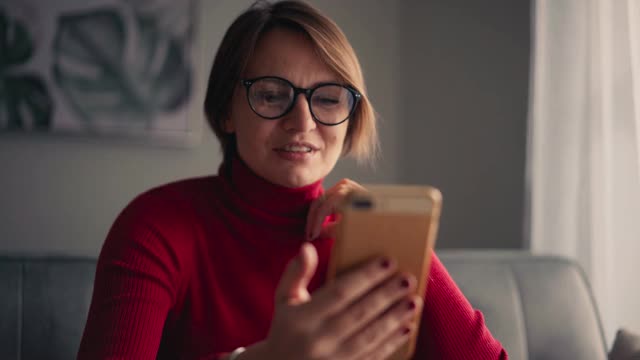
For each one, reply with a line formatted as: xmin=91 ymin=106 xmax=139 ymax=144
xmin=219 ymin=155 xmax=325 ymax=218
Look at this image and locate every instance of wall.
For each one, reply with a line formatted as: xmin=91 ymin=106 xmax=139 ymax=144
xmin=0 ymin=0 xmax=530 ymax=256
xmin=399 ymin=0 xmax=530 ymax=249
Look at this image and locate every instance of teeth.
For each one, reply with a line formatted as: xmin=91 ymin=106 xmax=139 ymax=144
xmin=283 ymin=145 xmax=312 ymax=152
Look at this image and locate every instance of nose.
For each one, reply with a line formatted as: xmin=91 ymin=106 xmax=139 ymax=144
xmin=281 ymin=94 xmax=317 ymax=133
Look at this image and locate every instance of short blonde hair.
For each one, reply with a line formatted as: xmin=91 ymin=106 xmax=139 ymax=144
xmin=203 ymin=0 xmax=378 ymax=164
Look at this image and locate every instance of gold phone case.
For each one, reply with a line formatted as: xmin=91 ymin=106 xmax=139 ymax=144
xmin=326 ymin=185 xmax=442 ymax=360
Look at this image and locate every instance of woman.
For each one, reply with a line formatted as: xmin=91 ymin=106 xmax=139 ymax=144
xmin=78 ymin=1 xmax=508 ymax=359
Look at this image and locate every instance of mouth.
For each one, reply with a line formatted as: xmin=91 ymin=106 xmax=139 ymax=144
xmin=274 ymin=142 xmax=319 ymax=153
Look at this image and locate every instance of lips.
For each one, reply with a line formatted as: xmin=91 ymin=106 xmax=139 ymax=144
xmin=275 ymin=142 xmax=319 ymax=153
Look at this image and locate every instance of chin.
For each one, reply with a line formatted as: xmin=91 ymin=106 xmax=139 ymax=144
xmin=276 ymin=171 xmax=319 ymax=188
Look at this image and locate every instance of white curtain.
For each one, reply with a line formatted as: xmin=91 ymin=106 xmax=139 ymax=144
xmin=528 ymin=0 xmax=640 ymax=345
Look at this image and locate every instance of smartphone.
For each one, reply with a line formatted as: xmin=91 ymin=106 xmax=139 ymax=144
xmin=326 ymin=185 xmax=442 ymax=360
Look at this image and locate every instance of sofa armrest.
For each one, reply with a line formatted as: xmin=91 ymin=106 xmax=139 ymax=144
xmin=438 ymin=250 xmax=608 ymax=360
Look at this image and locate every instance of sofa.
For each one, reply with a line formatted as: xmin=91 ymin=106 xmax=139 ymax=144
xmin=0 ymin=250 xmax=620 ymax=359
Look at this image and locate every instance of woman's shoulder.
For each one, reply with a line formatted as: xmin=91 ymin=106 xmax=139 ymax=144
xmin=111 ymin=175 xmax=225 ymax=236
xmin=140 ymin=174 xmax=220 ymax=201
xmin=126 ymin=174 xmax=229 ymax=212
xmin=103 ymin=176 xmax=225 ymax=268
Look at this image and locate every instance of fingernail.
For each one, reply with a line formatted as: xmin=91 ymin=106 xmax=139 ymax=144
xmin=402 ymin=327 xmax=411 ymax=335
xmin=407 ymin=300 xmax=416 ymax=310
xmin=400 ymin=278 xmax=410 ymax=288
xmin=380 ymin=258 xmax=391 ymax=269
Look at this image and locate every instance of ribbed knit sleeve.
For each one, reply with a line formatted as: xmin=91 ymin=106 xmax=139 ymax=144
xmin=77 ymin=190 xmax=193 ymax=359
xmin=413 ymin=253 xmax=508 ymax=359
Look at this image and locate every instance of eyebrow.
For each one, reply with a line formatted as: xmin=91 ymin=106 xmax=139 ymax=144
xmin=243 ymin=75 xmax=344 ymax=88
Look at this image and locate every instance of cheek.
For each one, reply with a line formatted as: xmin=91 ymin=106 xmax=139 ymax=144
xmin=325 ymin=128 xmax=347 ymax=154
xmin=236 ymin=120 xmax=276 ymax=153
xmin=229 ymin=101 xmax=268 ymax=145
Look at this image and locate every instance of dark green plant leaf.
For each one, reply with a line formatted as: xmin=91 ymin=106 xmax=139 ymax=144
xmin=0 ymin=8 xmax=34 ymax=69
xmin=52 ymin=9 xmax=192 ymax=124
xmin=0 ymin=74 xmax=53 ymax=130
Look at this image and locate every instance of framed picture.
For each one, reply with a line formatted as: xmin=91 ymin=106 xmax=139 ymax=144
xmin=0 ymin=0 xmax=200 ymax=146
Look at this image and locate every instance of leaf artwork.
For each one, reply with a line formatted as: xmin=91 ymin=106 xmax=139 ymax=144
xmin=124 ymin=0 xmax=195 ymax=42
xmin=52 ymin=8 xmax=192 ymax=126
xmin=0 ymin=9 xmax=53 ymax=131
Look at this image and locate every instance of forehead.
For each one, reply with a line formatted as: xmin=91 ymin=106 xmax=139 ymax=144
xmin=243 ymin=27 xmax=339 ymax=86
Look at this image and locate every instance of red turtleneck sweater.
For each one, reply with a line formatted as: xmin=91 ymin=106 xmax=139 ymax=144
xmin=78 ymin=158 xmax=507 ymax=359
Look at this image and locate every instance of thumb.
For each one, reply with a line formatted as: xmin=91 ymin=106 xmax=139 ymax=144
xmin=317 ymin=221 xmax=338 ymax=239
xmin=275 ymin=242 xmax=318 ymax=306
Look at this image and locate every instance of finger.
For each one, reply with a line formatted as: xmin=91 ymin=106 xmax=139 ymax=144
xmin=275 ymin=242 xmax=318 ymax=306
xmin=305 ymin=193 xmax=325 ymax=240
xmin=317 ymin=220 xmax=338 ymax=239
xmin=340 ymin=178 xmax=366 ymax=193
xmin=310 ymin=188 xmax=348 ymax=240
xmin=339 ymin=296 xmax=423 ymax=360
xmin=312 ymin=179 xmax=364 ymax=240
xmin=306 ymin=179 xmax=365 ymax=241
xmin=306 ymin=184 xmax=340 ymax=240
xmin=320 ymin=272 xmax=417 ymax=342
xmin=301 ymin=255 xmax=397 ymax=319
xmin=354 ymin=322 xmax=418 ymax=360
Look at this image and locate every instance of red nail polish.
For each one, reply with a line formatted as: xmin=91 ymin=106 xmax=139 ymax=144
xmin=407 ymin=300 xmax=416 ymax=310
xmin=380 ymin=258 xmax=391 ymax=269
xmin=400 ymin=279 xmax=410 ymax=288
xmin=402 ymin=327 xmax=411 ymax=335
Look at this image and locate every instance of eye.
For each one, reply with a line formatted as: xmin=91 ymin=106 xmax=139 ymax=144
xmin=312 ymin=85 xmax=351 ymax=108
xmin=313 ymin=96 xmax=341 ymax=106
xmin=254 ymin=90 xmax=289 ymax=104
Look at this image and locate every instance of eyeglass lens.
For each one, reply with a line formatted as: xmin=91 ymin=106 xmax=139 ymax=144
xmin=247 ymin=77 xmax=355 ymax=124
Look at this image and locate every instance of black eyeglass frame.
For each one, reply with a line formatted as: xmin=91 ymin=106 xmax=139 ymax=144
xmin=240 ymin=76 xmax=362 ymax=126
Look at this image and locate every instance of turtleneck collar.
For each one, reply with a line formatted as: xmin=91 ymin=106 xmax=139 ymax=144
xmin=219 ymin=155 xmax=325 ymax=219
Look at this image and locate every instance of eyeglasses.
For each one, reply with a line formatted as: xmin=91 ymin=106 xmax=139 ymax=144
xmin=240 ymin=76 xmax=361 ymax=126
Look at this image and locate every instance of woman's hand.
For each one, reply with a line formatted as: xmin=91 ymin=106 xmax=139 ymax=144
xmin=305 ymin=178 xmax=366 ymax=241
xmin=258 ymin=243 xmax=423 ymax=360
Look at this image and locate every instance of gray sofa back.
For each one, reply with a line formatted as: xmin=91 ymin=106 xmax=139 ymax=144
xmin=439 ymin=251 xmax=609 ymax=360
xmin=0 ymin=251 xmax=609 ymax=359
xmin=0 ymin=257 xmax=95 ymax=360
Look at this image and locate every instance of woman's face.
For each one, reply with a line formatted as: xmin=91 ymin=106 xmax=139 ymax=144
xmin=226 ymin=28 xmax=349 ymax=188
